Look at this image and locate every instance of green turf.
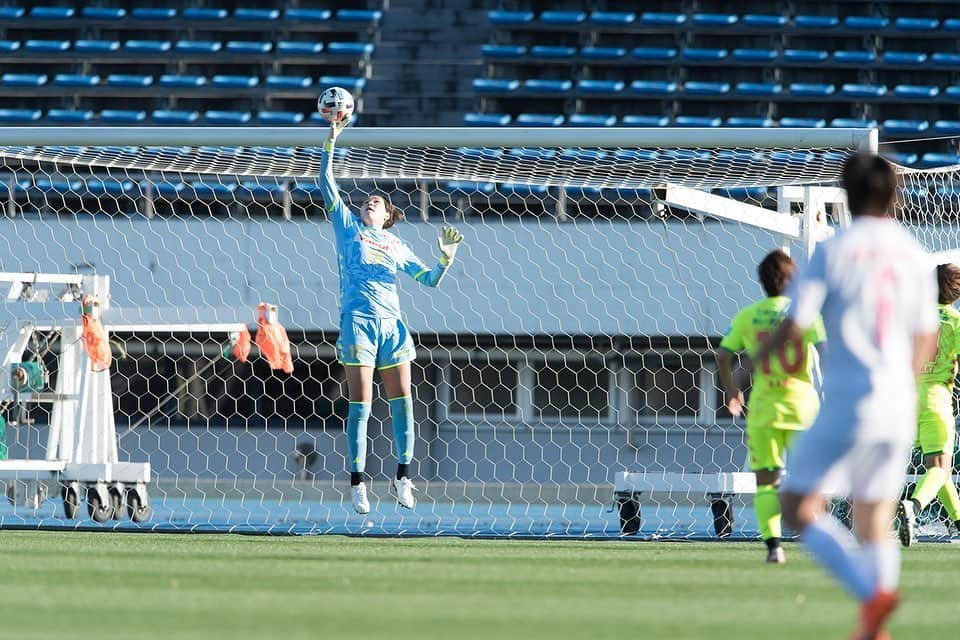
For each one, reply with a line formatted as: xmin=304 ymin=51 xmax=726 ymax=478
xmin=0 ymin=532 xmax=956 ymax=640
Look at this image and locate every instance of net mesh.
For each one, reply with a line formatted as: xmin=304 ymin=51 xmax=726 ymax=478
xmin=0 ymin=133 xmax=949 ymax=539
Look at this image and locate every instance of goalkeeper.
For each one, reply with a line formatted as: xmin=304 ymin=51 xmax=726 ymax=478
xmin=319 ymin=119 xmax=463 ymax=515
xmin=898 ymin=263 xmax=960 ymax=546
xmin=716 ymin=249 xmax=825 ymax=564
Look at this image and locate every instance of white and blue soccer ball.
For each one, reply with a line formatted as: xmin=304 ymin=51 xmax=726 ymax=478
xmin=317 ymin=87 xmax=355 ymax=126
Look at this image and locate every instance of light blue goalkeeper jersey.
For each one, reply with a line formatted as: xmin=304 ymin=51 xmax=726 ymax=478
xmin=320 ymin=142 xmax=450 ymax=319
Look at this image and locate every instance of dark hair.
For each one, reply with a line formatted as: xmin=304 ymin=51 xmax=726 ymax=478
xmin=758 ymin=249 xmax=795 ymax=297
xmin=937 ymin=263 xmax=960 ymax=305
xmin=841 ymin=153 xmax=897 ymax=218
xmin=364 ymin=193 xmax=404 ymax=230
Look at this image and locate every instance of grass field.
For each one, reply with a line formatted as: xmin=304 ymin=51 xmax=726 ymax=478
xmin=1 ymin=532 xmax=956 ymax=640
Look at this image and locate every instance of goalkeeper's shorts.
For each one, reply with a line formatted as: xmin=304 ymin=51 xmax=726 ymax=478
xmin=916 ymin=384 xmax=956 ymax=455
xmin=336 ymin=314 xmax=416 ymax=369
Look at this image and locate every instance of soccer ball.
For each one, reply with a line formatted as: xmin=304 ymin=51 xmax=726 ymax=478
xmin=317 ymin=87 xmax=354 ymax=126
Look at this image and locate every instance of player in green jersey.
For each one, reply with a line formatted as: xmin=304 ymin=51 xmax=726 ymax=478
xmin=898 ymin=263 xmax=960 ymax=546
xmin=717 ymin=249 xmax=825 ymax=563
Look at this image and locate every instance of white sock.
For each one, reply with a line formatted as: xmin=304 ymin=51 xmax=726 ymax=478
xmin=802 ymin=516 xmax=874 ymax=601
xmin=861 ymin=541 xmax=900 ymax=593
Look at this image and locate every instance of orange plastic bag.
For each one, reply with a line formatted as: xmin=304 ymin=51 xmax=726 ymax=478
xmin=80 ymin=295 xmax=111 ymax=372
xmin=255 ymin=303 xmax=294 ymax=374
xmin=230 ymin=327 xmax=252 ymax=363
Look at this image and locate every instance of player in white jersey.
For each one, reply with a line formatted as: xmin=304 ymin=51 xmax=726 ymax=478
xmin=755 ymin=153 xmax=939 ymax=640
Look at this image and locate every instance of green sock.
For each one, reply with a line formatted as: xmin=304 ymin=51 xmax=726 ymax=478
xmin=937 ymin=481 xmax=960 ymax=522
xmin=911 ymin=467 xmax=948 ymax=509
xmin=755 ymin=484 xmax=782 ymax=541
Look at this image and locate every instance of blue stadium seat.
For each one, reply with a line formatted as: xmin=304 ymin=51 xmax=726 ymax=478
xmin=159 ymin=74 xmax=207 ymax=88
xmin=529 ymin=46 xmax=576 ymax=59
xmin=445 ymin=181 xmax=495 ymax=194
xmin=46 ymin=109 xmax=93 ymax=123
xmin=482 ymin=44 xmax=526 ymax=58
xmin=932 ymin=52 xmax=960 ymax=66
xmin=499 ymin=183 xmax=548 ymax=197
xmin=487 ymin=10 xmax=533 ymax=25
xmin=591 ymin=11 xmax=636 ymax=25
xmin=789 ymin=83 xmax=835 ymax=96
xmin=844 ymin=16 xmax=889 ymax=30
xmin=568 ymin=114 xmax=616 ymax=127
xmin=883 ymin=152 xmax=918 ymax=166
xmin=212 ymin=75 xmax=260 ymax=88
xmin=0 ymin=41 xmax=19 ymax=52
xmin=256 ymin=111 xmax=304 ymax=125
xmin=632 ymin=47 xmax=677 ymax=61
xmin=277 ymin=41 xmax=323 ymax=55
xmin=639 ymin=12 xmax=683 ymax=26
xmin=630 ymin=80 xmax=677 ymax=95
xmin=883 ymin=51 xmax=927 ymax=65
xmin=742 ymin=14 xmax=787 ymax=27
xmin=692 ymin=13 xmax=737 ymax=26
xmin=235 ymin=8 xmax=279 ymax=21
xmin=318 ymin=76 xmax=365 ymax=91
xmin=0 ymin=108 xmax=40 ymax=122
xmin=85 ymin=178 xmax=135 ymax=196
xmin=145 ymin=180 xmax=185 ymax=198
xmin=75 ymin=39 xmax=119 ymax=53
xmin=682 ymin=48 xmax=727 ymax=61
xmin=152 ymin=110 xmax=200 ymax=124
xmin=840 ymin=83 xmax=887 ymax=98
xmin=473 ymin=78 xmax=519 ymax=93
xmin=894 ymin=84 xmax=939 ymax=99
xmin=795 ymin=15 xmax=839 ymax=29
xmin=24 ymin=39 xmax=69 ymax=52
xmin=206 ymin=110 xmax=252 ymax=124
xmin=265 ymin=75 xmax=312 ymax=89
xmin=674 ymin=116 xmax=722 ymax=127
xmin=227 ymin=41 xmax=273 ymax=54
xmin=132 ymin=8 xmax=176 ymax=20
xmin=327 ymin=42 xmax=374 ymax=56
xmin=732 ymin=48 xmax=777 ymax=62
xmin=35 ymin=178 xmax=84 ymax=193
xmin=622 ymin=115 xmax=670 ymax=127
xmin=30 ymin=6 xmax=73 ymax=19
xmin=683 ymin=81 xmax=730 ymax=95
xmin=946 ymin=86 xmax=960 ymax=99
xmin=189 ymin=181 xmax=238 ymax=198
xmin=53 ymin=73 xmax=99 ymax=87
xmin=183 ymin=8 xmax=228 ymax=20
xmin=106 ymin=74 xmax=153 ymax=87
xmin=944 ymin=18 xmax=960 ymax=31
xmin=779 ymin=117 xmax=826 ymax=128
xmin=734 ymin=82 xmax=782 ymax=96
xmin=284 ymin=8 xmax=331 ymax=22
xmin=934 ymin=120 xmax=960 ymax=134
xmin=464 ymin=113 xmax=511 ymax=126
xmin=524 ymin=79 xmax=572 ymax=93
xmin=175 ymin=40 xmax=222 ymax=54
xmin=336 ymin=9 xmax=382 ymax=23
xmin=3 ymin=73 xmax=47 ymax=86
xmin=540 ymin=11 xmax=585 ymax=25
xmin=894 ymin=17 xmax=939 ymax=31
xmin=784 ymin=49 xmax=828 ymax=63
xmin=577 ymin=80 xmax=624 ymax=94
xmin=580 ymin=46 xmax=625 ymax=60
xmin=614 ymin=149 xmax=659 ymax=162
xmin=559 ymin=149 xmax=608 ymax=162
xmin=564 ymin=186 xmax=602 ymax=198
xmin=239 ymin=180 xmax=287 ymax=199
xmin=833 ymin=51 xmax=875 ymax=64
xmin=882 ymin=119 xmax=929 ymax=135
xmin=0 ymin=7 xmax=24 ymax=19
xmin=920 ymin=153 xmax=960 ymax=168
xmin=515 ymin=113 xmax=564 ymax=127
xmin=830 ymin=118 xmax=878 ymax=128
xmin=100 ymin=109 xmax=146 ymax=123
xmin=124 ymin=40 xmax=171 ymax=53
xmin=725 ymin=117 xmax=774 ymax=127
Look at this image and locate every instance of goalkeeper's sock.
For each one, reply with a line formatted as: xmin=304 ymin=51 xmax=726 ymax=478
xmin=347 ymin=401 xmax=371 ymax=478
xmin=350 ymin=472 xmax=364 ymax=487
xmin=910 ymin=466 xmax=947 ymax=509
xmin=755 ymin=484 xmax=782 ymax=545
xmin=861 ymin=541 xmax=900 ymax=593
xmin=389 ymin=395 xmax=415 ymax=466
xmin=396 ymin=463 xmax=409 ymax=481
xmin=938 ymin=481 xmax=960 ymax=521
xmin=802 ymin=516 xmax=874 ymax=601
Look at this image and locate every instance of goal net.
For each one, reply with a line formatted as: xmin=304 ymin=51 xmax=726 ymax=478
xmin=0 ymin=126 xmax=944 ymax=540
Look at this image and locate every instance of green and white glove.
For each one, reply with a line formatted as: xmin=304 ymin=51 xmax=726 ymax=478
xmin=438 ymin=225 xmax=463 ymax=265
xmin=326 ymin=121 xmax=347 ymax=147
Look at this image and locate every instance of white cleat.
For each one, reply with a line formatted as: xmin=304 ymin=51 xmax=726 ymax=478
xmin=351 ymin=482 xmax=370 ymax=514
xmin=898 ymin=499 xmax=916 ymax=548
xmin=393 ymin=477 xmax=416 ymax=510
xmin=765 ymin=547 xmax=786 ymax=564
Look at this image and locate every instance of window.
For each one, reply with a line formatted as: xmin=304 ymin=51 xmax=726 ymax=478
xmin=628 ymin=352 xmax=702 ymax=421
xmin=533 ymin=358 xmax=609 ymax=419
xmin=447 ymin=358 xmax=518 ymax=419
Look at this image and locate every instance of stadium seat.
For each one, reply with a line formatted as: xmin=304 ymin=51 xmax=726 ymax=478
xmin=632 ymin=47 xmax=677 ymax=61
xmin=84 ymin=178 xmax=135 ymax=196
xmin=265 ymin=75 xmax=312 ymax=89
xmin=529 ymin=46 xmax=576 ymax=60
xmin=630 ymin=80 xmax=677 ymax=96
xmin=464 ymin=113 xmax=511 ymax=126
xmin=564 ymin=186 xmax=602 ymax=198
xmin=473 ymin=78 xmax=519 ymax=93
xmin=725 ymin=117 xmax=774 ymax=127
xmin=100 ymin=109 xmax=146 ymax=123
xmin=24 ymin=39 xmax=68 ymax=52
xmin=152 ymin=110 xmax=200 ymax=124
xmin=482 ymin=44 xmax=526 ymax=58
xmin=124 ymin=40 xmax=171 ymax=53
xmin=238 ymin=180 xmax=287 ymax=199
xmin=674 ymin=116 xmax=722 ymax=127
xmin=932 ymin=52 xmax=960 ymax=66
xmin=0 ymin=108 xmax=40 ymax=122
xmin=883 ymin=51 xmax=927 ymax=65
xmin=46 ymin=109 xmax=93 ymax=123
xmin=894 ymin=17 xmax=939 ymax=31
xmin=795 ymin=15 xmax=839 ymax=29
xmin=789 ymin=83 xmax=835 ymax=96
xmin=893 ymin=84 xmax=939 ymax=99
xmin=183 ymin=8 xmax=228 ymax=20
xmin=206 ymin=110 xmax=252 ymax=124
xmin=779 ymin=117 xmax=826 ymax=128
xmin=934 ymin=120 xmax=960 ymax=134
xmin=132 ymin=8 xmax=176 ymax=20
xmin=920 ymin=153 xmax=960 ymax=167
xmin=106 ymin=74 xmax=153 ymax=87
xmin=327 ymin=42 xmax=374 ymax=56
xmin=487 ymin=10 xmax=533 ymax=25
xmin=559 ymin=149 xmax=607 ymax=162
xmin=256 ymin=111 xmax=304 ymax=125
xmin=840 ymin=83 xmax=887 ymax=98
xmin=30 ymin=6 xmax=73 ymax=19
xmin=613 ymin=150 xmax=659 ymax=163
xmin=692 ymin=13 xmax=738 ymax=26
xmin=590 ymin=11 xmax=636 ymax=25
xmin=734 ymin=82 xmax=782 ymax=96
xmin=833 ymin=51 xmax=875 ymax=64
xmin=3 ymin=73 xmax=47 ymax=86
xmin=53 ymin=73 xmax=99 ymax=87
xmin=523 ymin=79 xmax=572 ymax=93
xmin=732 ymin=48 xmax=777 ymax=62
xmin=175 ymin=40 xmax=222 ymax=54
xmin=227 ymin=41 xmax=272 ymax=54
xmin=0 ymin=7 xmax=24 ymax=19
xmin=639 ymin=12 xmax=683 ymax=26
xmin=882 ymin=119 xmax=929 ymax=135
xmin=159 ymin=74 xmax=207 ymax=88
xmin=682 ymin=48 xmax=727 ymax=61
xmin=235 ymin=8 xmax=279 ymax=21
xmin=683 ymin=81 xmax=730 ymax=95
xmin=445 ymin=181 xmax=495 ymax=194
xmin=336 ymin=9 xmax=382 ymax=23
xmin=318 ymin=76 xmax=365 ymax=91
xmin=284 ymin=8 xmax=331 ymax=22
xmin=580 ymin=46 xmax=626 ymax=60
xmin=0 ymin=41 xmax=19 ymax=52
xmin=75 ymin=39 xmax=119 ymax=53
xmin=540 ymin=11 xmax=585 ymax=25
xmin=784 ymin=49 xmax=828 ymax=63
xmin=277 ymin=41 xmax=323 ymax=55
xmin=946 ymin=86 xmax=960 ymax=99
xmin=35 ymin=178 xmax=84 ymax=193
xmin=622 ymin=115 xmax=670 ymax=127
xmin=577 ymin=80 xmax=624 ymax=94
xmin=844 ymin=16 xmax=889 ymax=30
xmin=568 ymin=114 xmax=616 ymax=127
xmin=212 ymin=75 xmax=260 ymax=88
xmin=189 ymin=181 xmax=238 ymax=198
xmin=742 ymin=14 xmax=787 ymax=27
xmin=499 ymin=183 xmax=548 ymax=197
xmin=515 ymin=113 xmax=564 ymax=127
xmin=830 ymin=118 xmax=878 ymax=128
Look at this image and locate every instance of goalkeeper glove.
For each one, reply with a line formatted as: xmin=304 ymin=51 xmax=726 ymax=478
xmin=438 ymin=225 xmax=463 ymax=265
